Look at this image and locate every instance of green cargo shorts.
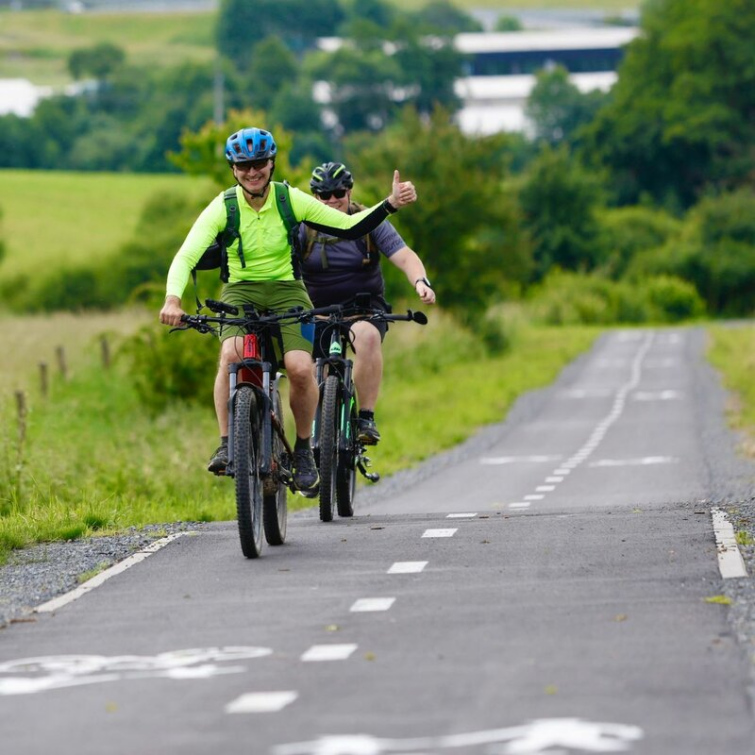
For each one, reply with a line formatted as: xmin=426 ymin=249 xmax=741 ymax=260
xmin=219 ymin=280 xmax=315 ymax=354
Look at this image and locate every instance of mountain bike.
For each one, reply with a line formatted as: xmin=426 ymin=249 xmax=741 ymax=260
xmin=312 ymin=294 xmax=427 ymax=522
xmin=178 ymin=299 xmax=338 ymax=559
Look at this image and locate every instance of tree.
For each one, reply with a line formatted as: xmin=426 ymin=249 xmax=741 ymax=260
xmin=217 ymin=0 xmax=346 ymax=65
xmin=584 ymin=0 xmax=755 ymax=208
xmin=494 ymin=16 xmax=524 ymax=32
xmin=519 ymin=145 xmax=605 ymax=280
xmin=169 ymin=108 xmax=310 ymax=189
xmin=526 ymin=65 xmax=607 ymax=147
xmin=68 ymin=42 xmax=125 ymax=81
xmin=411 ymin=1 xmax=483 ymax=33
xmin=306 ymin=44 xmax=402 ymax=133
xmin=345 ymin=107 xmax=530 ymax=317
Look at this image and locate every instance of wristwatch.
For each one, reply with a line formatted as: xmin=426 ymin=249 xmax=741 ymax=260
xmin=415 ymin=276 xmax=432 ymax=288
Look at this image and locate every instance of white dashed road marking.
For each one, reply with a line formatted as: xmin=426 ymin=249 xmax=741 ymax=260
xmin=225 ymin=691 xmax=298 ymax=714
xmin=422 ymin=529 xmax=457 ymax=538
xmin=388 ymin=561 xmax=427 ymax=574
xmin=301 ymin=645 xmax=358 ymax=662
xmin=350 ymin=598 xmax=395 ymax=612
xmin=446 ymin=512 xmax=477 ymax=518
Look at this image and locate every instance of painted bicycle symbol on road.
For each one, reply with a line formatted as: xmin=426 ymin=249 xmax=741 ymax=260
xmin=0 ymin=646 xmax=271 ymax=695
xmin=273 ymin=718 xmax=644 ymax=755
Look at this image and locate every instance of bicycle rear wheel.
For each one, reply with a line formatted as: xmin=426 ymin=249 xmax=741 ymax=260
xmin=318 ymin=375 xmax=339 ymax=522
xmin=263 ymin=386 xmax=288 ymax=545
xmin=234 ymin=385 xmax=264 ymax=558
xmin=336 ymin=397 xmax=357 ymax=518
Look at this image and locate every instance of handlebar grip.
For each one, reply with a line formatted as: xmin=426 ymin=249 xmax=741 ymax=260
xmin=206 ymin=299 xmax=239 ymax=315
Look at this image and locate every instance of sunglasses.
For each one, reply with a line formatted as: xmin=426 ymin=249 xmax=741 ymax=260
xmin=235 ymin=159 xmax=270 ymax=171
xmin=314 ymin=189 xmax=348 ymax=200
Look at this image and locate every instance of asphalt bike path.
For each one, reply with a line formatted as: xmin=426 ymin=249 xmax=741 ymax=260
xmin=0 ymin=328 xmax=753 ymax=754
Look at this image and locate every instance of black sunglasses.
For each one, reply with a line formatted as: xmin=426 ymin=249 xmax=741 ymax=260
xmin=235 ymin=158 xmax=270 ymax=171
xmin=315 ymin=189 xmax=348 ymax=200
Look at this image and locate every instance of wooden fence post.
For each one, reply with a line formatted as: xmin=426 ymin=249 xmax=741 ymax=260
xmin=101 ymin=335 xmax=111 ymax=370
xmin=39 ymin=361 xmax=48 ymax=397
xmin=56 ymin=345 xmax=68 ymax=380
xmin=14 ymin=390 xmax=26 ymax=447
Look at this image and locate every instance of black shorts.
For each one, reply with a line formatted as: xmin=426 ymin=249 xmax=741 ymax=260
xmin=313 ymin=304 xmax=389 ymax=360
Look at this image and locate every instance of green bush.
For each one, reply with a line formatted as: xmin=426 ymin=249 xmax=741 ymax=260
xmin=627 ymin=190 xmax=755 ymax=317
xmin=595 ymin=205 xmax=681 ymax=279
xmin=527 ymin=270 xmax=704 ymax=325
xmin=119 ymin=322 xmax=218 ymax=414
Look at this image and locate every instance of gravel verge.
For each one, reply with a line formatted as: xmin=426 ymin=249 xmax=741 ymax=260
xmin=1 ymin=327 xmax=754 ymax=713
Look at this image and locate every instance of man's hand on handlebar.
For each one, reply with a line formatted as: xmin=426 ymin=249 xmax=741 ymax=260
xmin=160 ymin=295 xmax=186 ymax=327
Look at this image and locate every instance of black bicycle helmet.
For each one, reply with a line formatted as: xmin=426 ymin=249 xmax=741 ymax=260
xmin=310 ymin=162 xmax=354 ymax=193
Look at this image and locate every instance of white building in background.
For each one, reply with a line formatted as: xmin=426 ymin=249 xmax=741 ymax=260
xmin=316 ymin=27 xmax=639 ymax=136
xmin=0 ymin=79 xmax=53 ymax=117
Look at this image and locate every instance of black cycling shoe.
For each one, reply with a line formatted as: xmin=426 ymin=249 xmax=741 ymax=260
xmin=292 ymin=447 xmax=320 ymax=497
xmin=207 ymin=444 xmax=229 ymax=474
xmin=356 ymin=417 xmax=381 ymax=445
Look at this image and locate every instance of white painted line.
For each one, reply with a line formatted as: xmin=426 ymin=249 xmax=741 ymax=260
xmin=226 ymin=691 xmax=298 ymax=714
xmin=480 ymin=455 xmax=560 ymax=465
xmin=711 ymin=508 xmax=748 ymax=579
xmin=35 ymin=533 xmax=186 ymax=614
xmin=446 ymin=512 xmax=477 ymax=518
xmin=351 ymin=598 xmax=395 ymax=612
xmin=422 ymin=528 xmax=457 ymax=538
xmin=536 ymin=485 xmax=555 ymax=492
xmin=524 ymin=494 xmax=544 ymax=501
xmin=388 ymin=561 xmax=427 ymax=574
xmin=301 ymin=644 xmax=358 ymax=662
xmin=508 ymin=502 xmax=531 ymax=510
xmin=545 ymin=477 xmax=564 ymax=483
xmin=554 ymin=469 xmax=571 ymax=475
xmin=590 ymin=456 xmax=677 ymax=467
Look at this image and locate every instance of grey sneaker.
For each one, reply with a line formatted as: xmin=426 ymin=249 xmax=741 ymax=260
xmin=293 ymin=447 xmax=319 ymax=496
xmin=356 ymin=417 xmax=381 ymax=445
xmin=208 ymin=444 xmax=229 ymax=474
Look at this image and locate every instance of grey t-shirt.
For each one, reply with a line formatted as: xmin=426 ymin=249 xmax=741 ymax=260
xmin=299 ymin=216 xmax=405 ymax=307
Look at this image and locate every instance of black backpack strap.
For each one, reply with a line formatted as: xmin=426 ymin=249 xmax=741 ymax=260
xmin=273 ymin=181 xmax=304 ymax=279
xmin=221 ymin=186 xmax=241 ymax=276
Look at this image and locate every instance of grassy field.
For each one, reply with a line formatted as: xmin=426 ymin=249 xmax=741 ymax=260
xmin=0 ymin=307 xmax=600 ymax=561
xmin=2 ymin=1 xmax=640 ymax=84
xmin=0 ymin=170 xmax=214 ymax=279
xmin=707 ymin=325 xmax=755 ymax=459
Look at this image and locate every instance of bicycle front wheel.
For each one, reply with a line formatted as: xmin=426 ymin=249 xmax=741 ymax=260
xmin=318 ymin=374 xmax=340 ymax=522
xmin=263 ymin=386 xmax=288 ymax=546
xmin=234 ymin=385 xmax=264 ymax=558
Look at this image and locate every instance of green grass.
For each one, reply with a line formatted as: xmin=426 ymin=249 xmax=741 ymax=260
xmin=0 ymin=308 xmax=599 ymax=561
xmin=707 ymin=324 xmax=755 ymax=458
xmin=0 ymin=9 xmax=216 ymax=85
xmin=0 ymin=169 xmax=214 ymax=280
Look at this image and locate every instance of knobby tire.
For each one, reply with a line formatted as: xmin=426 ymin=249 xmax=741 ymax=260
xmin=336 ymin=397 xmax=357 ymax=517
xmin=263 ymin=386 xmax=288 ymax=545
xmin=318 ymin=375 xmax=339 ymax=522
xmin=234 ymin=386 xmax=264 ymax=558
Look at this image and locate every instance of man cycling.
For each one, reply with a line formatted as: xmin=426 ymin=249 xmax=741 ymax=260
xmin=159 ymin=129 xmax=417 ymax=495
xmin=300 ymin=161 xmax=435 ymax=445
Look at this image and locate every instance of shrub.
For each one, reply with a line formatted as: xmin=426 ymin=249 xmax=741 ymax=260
xmin=119 ymin=322 xmax=218 ymax=414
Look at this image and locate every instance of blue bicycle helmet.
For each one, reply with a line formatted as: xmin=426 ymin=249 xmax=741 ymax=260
xmin=225 ymin=127 xmax=278 ymax=164
xmin=310 ymin=162 xmax=354 ymax=193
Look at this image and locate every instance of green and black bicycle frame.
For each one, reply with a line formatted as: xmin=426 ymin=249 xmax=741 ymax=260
xmin=312 ymin=325 xmax=377 ymax=482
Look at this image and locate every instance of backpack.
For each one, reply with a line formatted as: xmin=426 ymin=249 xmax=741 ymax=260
xmin=302 ymin=201 xmax=379 ymax=269
xmin=190 ymin=182 xmax=301 ymax=305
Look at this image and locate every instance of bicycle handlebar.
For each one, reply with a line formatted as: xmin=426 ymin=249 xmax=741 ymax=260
xmin=176 ymin=298 xmax=427 ymax=335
